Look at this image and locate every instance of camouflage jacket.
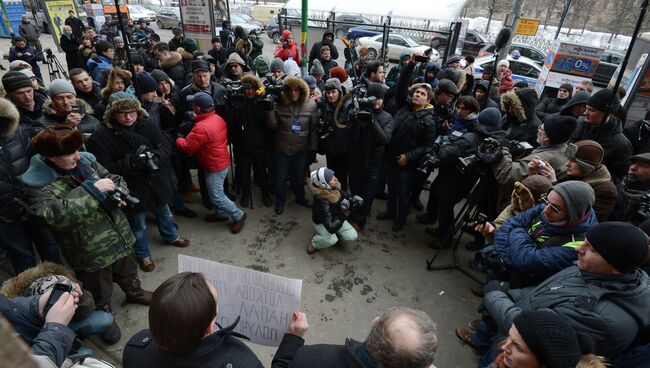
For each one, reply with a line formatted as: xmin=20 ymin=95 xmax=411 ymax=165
xmin=21 ymin=152 xmax=135 ymax=273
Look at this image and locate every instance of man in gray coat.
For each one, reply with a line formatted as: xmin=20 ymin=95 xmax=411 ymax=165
xmin=19 ymin=15 xmax=42 ymax=52
xmin=461 ymin=222 xmax=650 ymax=362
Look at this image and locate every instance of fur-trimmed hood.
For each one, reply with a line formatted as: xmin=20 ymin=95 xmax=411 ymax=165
xmin=501 ymin=88 xmax=538 ymax=123
xmin=103 ymin=96 xmax=149 ymax=127
xmin=1 ymin=262 xmax=78 ymax=298
xmin=177 ymin=47 xmax=194 ymax=61
xmin=309 ymin=182 xmax=341 ymax=203
xmin=240 ymin=73 xmax=265 ymax=99
xmin=281 ymin=76 xmax=310 ymax=105
xmin=159 ymin=51 xmax=183 ymax=70
xmin=101 ymin=67 xmax=133 ymax=98
xmin=0 ymin=97 xmax=20 ymax=139
xmin=42 ymin=98 xmax=95 ymax=118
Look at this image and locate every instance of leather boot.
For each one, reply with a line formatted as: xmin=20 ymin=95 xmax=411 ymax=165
xmin=99 ymin=306 xmax=121 ymax=345
xmin=240 ymin=190 xmax=251 ymax=208
xmin=262 ymin=190 xmax=272 ymax=207
xmin=119 ymin=278 xmax=152 ymax=305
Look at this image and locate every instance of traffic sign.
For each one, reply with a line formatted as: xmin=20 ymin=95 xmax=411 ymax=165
xmin=515 ymin=18 xmax=540 ymax=36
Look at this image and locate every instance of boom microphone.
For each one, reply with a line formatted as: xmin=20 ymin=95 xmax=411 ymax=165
xmin=494 ymin=28 xmax=512 ymax=50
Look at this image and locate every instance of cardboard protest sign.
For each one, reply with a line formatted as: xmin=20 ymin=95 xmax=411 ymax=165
xmin=178 ymin=254 xmax=303 ymax=347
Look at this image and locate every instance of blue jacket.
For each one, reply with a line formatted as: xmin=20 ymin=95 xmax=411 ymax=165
xmin=87 ymin=55 xmax=113 ymax=81
xmin=8 ymin=45 xmax=42 ymax=77
xmin=385 ymin=51 xmax=411 ymax=88
xmin=494 ymin=203 xmax=598 ymax=284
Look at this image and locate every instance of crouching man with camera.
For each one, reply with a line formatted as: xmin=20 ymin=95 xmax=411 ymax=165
xmin=86 ymin=92 xmax=190 ymax=273
xmin=307 ymin=167 xmax=359 ymax=254
xmin=21 ymin=125 xmax=152 ymax=345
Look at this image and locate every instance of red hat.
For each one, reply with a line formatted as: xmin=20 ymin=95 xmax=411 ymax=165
xmin=329 ymin=66 xmax=347 ymax=83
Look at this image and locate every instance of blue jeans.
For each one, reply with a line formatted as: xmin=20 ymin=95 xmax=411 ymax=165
xmin=126 ymin=204 xmax=180 ymax=260
xmin=348 ymin=164 xmax=380 ymax=228
xmin=0 ymin=217 xmax=62 ymax=274
xmin=274 ymin=151 xmax=307 ymax=209
xmin=68 ymin=310 xmax=114 ymax=337
xmin=205 ymin=167 xmax=244 ymax=221
xmin=384 ymin=163 xmax=414 ymax=226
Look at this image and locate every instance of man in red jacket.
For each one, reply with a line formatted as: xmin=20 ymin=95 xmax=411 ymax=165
xmin=176 ymin=92 xmax=247 ymax=234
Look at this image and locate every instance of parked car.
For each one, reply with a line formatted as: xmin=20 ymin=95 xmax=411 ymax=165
xmin=357 ymin=33 xmax=439 ymax=62
xmin=474 ymin=54 xmax=543 ymax=87
xmin=430 ymin=29 xmax=489 ymax=57
xmin=593 ymin=50 xmax=624 ymax=87
xmin=478 ymin=42 xmax=547 ymax=66
xmin=266 ymin=9 xmax=316 ymax=43
xmin=215 ymin=13 xmax=261 ymax=36
xmin=333 ymin=14 xmax=375 ymax=38
xmin=346 ymin=25 xmax=385 ymax=40
xmin=235 ymin=13 xmax=266 ymax=31
xmin=128 ymin=5 xmax=156 ymax=23
xmin=156 ymin=7 xmax=181 ymax=29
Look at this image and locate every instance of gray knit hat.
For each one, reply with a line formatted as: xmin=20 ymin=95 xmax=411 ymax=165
xmin=270 ymin=57 xmax=285 ymax=72
xmin=48 ymin=79 xmax=76 ymax=97
xmin=550 ymin=180 xmax=595 ymax=224
xmin=323 ymin=78 xmax=342 ymax=92
xmin=310 ymin=59 xmax=325 ymax=77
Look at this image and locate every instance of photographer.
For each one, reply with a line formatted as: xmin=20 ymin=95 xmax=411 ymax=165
xmin=22 ymin=125 xmax=152 ymax=344
xmin=307 ymin=168 xmax=358 ymax=254
xmin=38 ymin=80 xmax=99 ymax=136
xmin=8 ymin=37 xmax=43 ymax=80
xmin=377 ymin=54 xmax=437 ymax=232
xmin=348 ymin=83 xmax=394 ymax=230
xmin=611 ymin=153 xmax=650 ymax=225
xmin=492 ymin=115 xmax=576 ymax=210
xmin=229 ymin=74 xmax=273 ymax=208
xmin=86 ymin=93 xmax=190 ymax=273
xmin=86 ymin=40 xmax=114 ymax=81
xmin=318 ymin=78 xmax=350 ymax=191
xmin=274 ymin=30 xmax=301 ymax=65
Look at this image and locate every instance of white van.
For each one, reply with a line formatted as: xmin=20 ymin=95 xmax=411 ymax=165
xmin=252 ymin=4 xmax=283 ymax=25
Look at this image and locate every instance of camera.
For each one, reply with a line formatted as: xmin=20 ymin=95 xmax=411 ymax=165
xmin=508 ymin=140 xmax=534 ymax=158
xmin=417 ymin=135 xmax=451 ymax=174
xmin=434 ymin=102 xmax=454 ymax=126
xmin=135 ymin=145 xmax=160 ymax=172
xmin=108 ymin=186 xmax=140 ymax=207
xmin=414 ymin=54 xmax=429 ymax=63
xmin=336 ymin=86 xmax=376 ymax=127
xmin=259 ymin=80 xmax=283 ymax=110
xmin=631 ymin=193 xmax=650 ymax=225
xmin=44 ymin=48 xmax=53 ymax=57
xmin=340 ymin=195 xmax=364 ymax=213
xmin=222 ymin=80 xmax=246 ymax=108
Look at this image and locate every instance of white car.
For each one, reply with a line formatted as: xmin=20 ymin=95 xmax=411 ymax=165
xmin=474 ymin=54 xmax=543 ymax=88
xmin=128 ymin=5 xmax=157 ymax=23
xmin=357 ymin=33 xmax=439 ymax=62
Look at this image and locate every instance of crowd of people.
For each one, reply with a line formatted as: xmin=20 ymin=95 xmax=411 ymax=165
xmin=2 ymin=13 xmax=650 ymax=368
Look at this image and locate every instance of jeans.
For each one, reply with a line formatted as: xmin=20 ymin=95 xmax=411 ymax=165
xmin=68 ymin=310 xmax=114 ymax=337
xmin=126 ymin=204 xmax=179 ymax=260
xmin=348 ymin=164 xmax=380 ymax=228
xmin=312 ymin=221 xmax=358 ymax=249
xmin=0 ymin=217 xmax=62 ymax=274
xmin=384 ymin=163 xmax=414 ymax=225
xmin=205 ymin=167 xmax=244 ymax=221
xmin=274 ymin=151 xmax=307 ymax=209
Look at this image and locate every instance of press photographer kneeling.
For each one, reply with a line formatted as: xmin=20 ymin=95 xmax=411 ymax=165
xmin=307 ymin=168 xmax=360 ymax=254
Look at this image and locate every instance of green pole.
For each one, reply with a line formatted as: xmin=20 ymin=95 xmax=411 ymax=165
xmin=301 ymin=0 xmax=308 ymax=75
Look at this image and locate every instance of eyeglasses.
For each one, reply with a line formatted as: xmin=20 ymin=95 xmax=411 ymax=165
xmin=116 ymin=111 xmax=137 ymax=118
xmin=541 ymin=195 xmax=562 ymax=214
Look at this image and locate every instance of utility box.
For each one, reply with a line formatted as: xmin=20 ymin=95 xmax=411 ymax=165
xmin=536 ymin=40 xmax=604 ymax=98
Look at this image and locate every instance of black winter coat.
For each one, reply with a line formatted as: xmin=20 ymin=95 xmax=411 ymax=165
xmin=348 ymin=108 xmax=393 ymax=168
xmin=229 ymin=99 xmax=272 ymax=152
xmin=85 ymin=119 xmax=173 ymax=213
xmin=178 ymin=82 xmax=227 ymax=117
xmin=387 ymin=61 xmax=437 ymax=170
xmin=502 ymin=88 xmax=541 ymax=146
xmin=623 ymin=119 xmax=650 ymax=155
xmin=310 ymin=185 xmax=348 ymax=233
xmin=535 ymin=96 xmax=569 ymax=120
xmin=572 ymin=115 xmax=632 ymax=180
xmin=76 ymin=84 xmax=103 ymax=114
xmin=318 ymin=100 xmax=351 ymax=157
xmin=60 ymin=35 xmax=81 ymax=70
xmin=272 ymin=338 xmax=365 ymax=368
xmin=308 ymin=40 xmax=339 ymax=68
xmin=16 ymin=92 xmax=49 ymax=128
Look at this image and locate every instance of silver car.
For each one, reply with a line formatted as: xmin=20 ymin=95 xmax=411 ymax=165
xmin=156 ymin=7 xmax=181 ymax=29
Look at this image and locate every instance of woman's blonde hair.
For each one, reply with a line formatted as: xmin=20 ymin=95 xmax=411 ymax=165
xmin=575 ymin=354 xmax=606 ymax=368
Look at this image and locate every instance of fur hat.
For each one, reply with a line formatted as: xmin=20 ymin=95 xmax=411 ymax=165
xmin=0 ymin=97 xmax=20 ymax=139
xmin=310 ymin=167 xmax=335 ymax=189
xmin=32 ymin=125 xmax=84 ymax=157
xmin=103 ymin=92 xmax=148 ymax=127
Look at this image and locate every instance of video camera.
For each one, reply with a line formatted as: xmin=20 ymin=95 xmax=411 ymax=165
xmin=335 ymin=86 xmax=376 ymax=128
xmin=416 ymin=134 xmax=456 ymax=174
xmin=222 ymin=80 xmax=246 ymax=108
xmin=260 ymin=76 xmax=284 ymax=110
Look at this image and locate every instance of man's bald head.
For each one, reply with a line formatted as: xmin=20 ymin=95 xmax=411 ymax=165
xmin=366 ymin=307 xmax=438 ymax=368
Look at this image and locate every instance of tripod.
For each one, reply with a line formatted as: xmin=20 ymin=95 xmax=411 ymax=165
xmin=425 ymin=169 xmax=497 ymax=283
xmin=43 ymin=49 xmax=68 ymax=82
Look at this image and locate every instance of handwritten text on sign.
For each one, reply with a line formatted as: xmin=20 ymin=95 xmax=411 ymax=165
xmin=178 ymin=255 xmax=303 ymax=347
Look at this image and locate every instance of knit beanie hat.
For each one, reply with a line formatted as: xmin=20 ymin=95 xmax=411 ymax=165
xmin=270 ymin=57 xmax=285 ymax=72
xmin=513 ymin=309 xmax=583 ymax=368
xmin=9 ymin=60 xmax=32 ymax=71
xmin=568 ymin=140 xmax=604 ymax=174
xmin=366 ymin=82 xmax=385 ymax=100
xmin=323 ymin=78 xmax=342 ymax=93
xmin=310 ymin=59 xmax=325 ymax=77
xmin=559 ymin=82 xmax=573 ymax=96
xmin=48 ymin=79 xmax=76 ymax=97
xmin=497 ymin=59 xmax=510 ymax=68
xmin=18 ymin=68 xmax=36 ymax=80
xmin=587 ymin=88 xmax=619 ymax=113
xmin=513 ymin=80 xmax=529 ymax=89
xmin=542 ymin=115 xmax=577 ymax=144
xmin=135 ymin=72 xmax=158 ymax=97
xmin=31 ymin=124 xmax=84 ymax=157
xmin=550 ymin=180 xmax=595 ymax=224
xmin=303 ymin=75 xmax=317 ymax=89
xmin=329 ymin=66 xmax=348 ymax=83
xmin=585 ymin=222 xmax=649 ymax=273
xmin=2 ymin=71 xmax=32 ymax=93
xmin=310 ymin=167 xmax=335 ymax=189
xmin=477 ymin=107 xmax=501 ymax=128
xmin=113 ymin=36 xmax=124 ymax=45
xmin=180 ymin=38 xmax=198 ymax=53
xmin=253 ymin=55 xmax=271 ymax=76
xmin=130 ymin=52 xmax=145 ymax=66
xmin=150 ymin=69 xmax=172 ymax=85
xmin=172 ymin=27 xmax=183 ymax=36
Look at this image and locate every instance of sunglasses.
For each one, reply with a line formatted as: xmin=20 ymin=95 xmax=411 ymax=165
xmin=541 ymin=195 xmax=562 ymax=214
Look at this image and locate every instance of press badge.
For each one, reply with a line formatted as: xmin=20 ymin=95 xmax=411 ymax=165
xmin=291 ymin=120 xmax=301 ymax=134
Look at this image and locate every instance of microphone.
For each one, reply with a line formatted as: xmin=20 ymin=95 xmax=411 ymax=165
xmin=494 ymin=28 xmax=512 ymax=50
